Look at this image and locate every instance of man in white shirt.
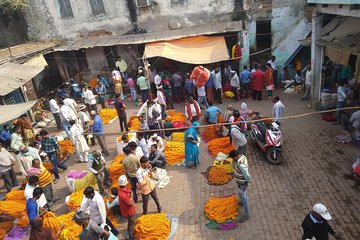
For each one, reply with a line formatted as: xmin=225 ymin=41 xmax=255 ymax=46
xmin=69 ymin=120 xmax=89 ymax=163
xmin=49 ymin=97 xmax=62 ymax=130
xmin=136 ymin=133 xmax=149 ymax=158
xmin=213 ymin=68 xmax=223 ymax=104
xmin=83 ymin=86 xmax=98 ymax=113
xmin=154 ymin=73 xmax=162 ymax=89
xmin=63 ymin=95 xmax=78 ymax=120
xmin=228 ymin=125 xmax=247 ymax=155
xmin=128 ymin=141 xmax=144 ymax=158
xmin=230 ymin=70 xmax=240 ymax=101
xmin=185 ymin=96 xmax=201 ymax=122
xmin=301 ymin=63 xmax=312 ymax=101
xmin=156 ymin=86 xmax=167 ymax=120
xmin=267 ymin=56 xmax=278 ymax=88
xmin=60 ymin=103 xmax=72 ymax=138
xmin=17 ymin=145 xmax=41 ymax=177
xmin=80 ymin=186 xmax=107 ymax=226
xmin=197 ymin=85 xmax=209 ymax=109
xmin=24 ymin=175 xmax=48 ymax=209
xmin=147 ymin=133 xmax=164 ymax=152
xmin=77 ymin=105 xmax=95 ymax=146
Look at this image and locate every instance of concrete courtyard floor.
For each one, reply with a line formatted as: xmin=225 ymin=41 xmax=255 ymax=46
xmin=2 ymin=90 xmax=359 ymax=240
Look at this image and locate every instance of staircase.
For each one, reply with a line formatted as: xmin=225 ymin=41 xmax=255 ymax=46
xmin=271 ymin=18 xmax=312 ymax=68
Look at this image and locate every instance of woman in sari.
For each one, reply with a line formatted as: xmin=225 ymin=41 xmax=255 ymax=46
xmin=265 ymin=63 xmax=274 ymax=99
xmin=184 ymin=122 xmax=200 ymax=168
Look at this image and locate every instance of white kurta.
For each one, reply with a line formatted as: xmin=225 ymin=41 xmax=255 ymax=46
xmin=70 ymin=124 xmax=90 ymax=153
xmin=63 ymin=98 xmax=78 ymax=120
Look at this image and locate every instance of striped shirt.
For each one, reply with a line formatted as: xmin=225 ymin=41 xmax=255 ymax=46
xmin=37 ymin=166 xmax=53 ymax=187
xmin=41 ymin=136 xmax=59 ymax=153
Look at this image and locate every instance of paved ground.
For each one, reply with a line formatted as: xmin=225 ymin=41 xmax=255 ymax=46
xmin=2 ymin=90 xmax=360 ymax=240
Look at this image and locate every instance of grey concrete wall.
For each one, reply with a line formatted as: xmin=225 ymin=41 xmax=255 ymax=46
xmin=25 ymin=0 xmax=235 ymax=40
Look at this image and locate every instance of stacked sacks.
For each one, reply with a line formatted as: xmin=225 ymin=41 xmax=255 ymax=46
xmin=208 ymin=137 xmax=235 ymax=156
xmin=190 ymin=65 xmax=210 ymax=87
xmin=134 ymin=213 xmax=171 ymax=239
xmin=99 ymin=109 xmax=118 ymax=124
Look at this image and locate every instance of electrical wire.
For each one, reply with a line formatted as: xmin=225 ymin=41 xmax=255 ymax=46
xmin=85 ymin=106 xmax=360 ymax=137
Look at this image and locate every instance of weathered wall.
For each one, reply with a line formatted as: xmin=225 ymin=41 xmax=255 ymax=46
xmin=25 ymin=0 xmax=235 ymax=40
xmin=0 ymin=14 xmax=28 ymax=48
xmin=244 ymin=0 xmax=306 ymax=53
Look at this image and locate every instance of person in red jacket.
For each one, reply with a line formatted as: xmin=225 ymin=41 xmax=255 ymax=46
xmin=185 ymin=96 xmax=201 ymax=122
xmin=251 ymin=65 xmax=265 ymax=101
xmin=264 ymin=63 xmax=274 ymax=99
xmin=118 ymin=175 xmax=135 ymax=240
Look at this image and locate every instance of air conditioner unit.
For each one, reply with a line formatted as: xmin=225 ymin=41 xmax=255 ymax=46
xmin=136 ymin=0 xmax=152 ymax=8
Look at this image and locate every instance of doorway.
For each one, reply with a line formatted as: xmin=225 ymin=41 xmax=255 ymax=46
xmin=256 ymin=20 xmax=271 ymax=51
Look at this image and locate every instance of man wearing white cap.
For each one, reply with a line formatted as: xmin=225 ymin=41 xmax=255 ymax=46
xmin=118 ymin=175 xmax=135 ymax=240
xmin=301 ymin=203 xmax=340 ymax=240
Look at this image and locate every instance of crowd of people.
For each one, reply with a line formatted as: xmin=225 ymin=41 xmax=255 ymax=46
xmin=0 ymin=54 xmax=348 ymax=240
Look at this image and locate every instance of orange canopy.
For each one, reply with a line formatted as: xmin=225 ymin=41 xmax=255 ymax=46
xmin=143 ymin=36 xmax=230 ymax=64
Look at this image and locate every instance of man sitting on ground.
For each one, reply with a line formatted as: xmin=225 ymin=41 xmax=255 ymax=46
xmin=148 ymin=144 xmax=166 ymax=168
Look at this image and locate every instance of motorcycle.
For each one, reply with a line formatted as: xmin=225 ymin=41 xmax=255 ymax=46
xmin=249 ymin=120 xmax=283 ymax=165
xmin=56 ymin=80 xmax=83 ymax=101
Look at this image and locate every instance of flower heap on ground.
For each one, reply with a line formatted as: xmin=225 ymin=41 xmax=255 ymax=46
xmin=99 ymin=108 xmax=118 ymax=124
xmin=134 ymin=213 xmax=171 ymax=240
xmin=207 ymin=137 xmax=235 ymax=156
xmin=204 ymin=195 xmax=238 ymax=223
xmin=164 ymin=132 xmax=185 ymax=165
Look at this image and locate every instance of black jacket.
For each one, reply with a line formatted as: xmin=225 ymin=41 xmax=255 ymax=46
xmin=302 ymin=213 xmax=335 ymax=240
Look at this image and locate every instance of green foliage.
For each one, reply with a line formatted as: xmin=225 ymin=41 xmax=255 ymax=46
xmin=0 ymin=0 xmax=28 ymax=14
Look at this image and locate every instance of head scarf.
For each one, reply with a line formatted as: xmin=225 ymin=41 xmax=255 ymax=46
xmin=240 ymin=103 xmax=248 ymax=110
xmin=30 ymin=217 xmax=52 ymax=240
xmin=192 ymin=122 xmax=200 ymax=127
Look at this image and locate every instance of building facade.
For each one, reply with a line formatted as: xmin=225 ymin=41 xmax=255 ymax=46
xmin=307 ymin=0 xmax=360 ymax=104
xmin=23 ymin=0 xmax=308 ymax=82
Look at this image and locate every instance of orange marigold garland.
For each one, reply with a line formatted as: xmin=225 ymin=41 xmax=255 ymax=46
xmin=0 ymin=200 xmax=26 ymax=218
xmin=202 ymin=126 xmax=219 ymax=142
xmin=207 ymin=166 xmax=233 ymax=185
xmin=67 ymin=190 xmax=84 ymax=211
xmin=43 ymin=212 xmax=61 ymax=236
xmin=204 ymin=195 xmax=238 ymax=223
xmin=207 ymin=137 xmax=235 ymax=156
xmin=134 ymin=213 xmax=170 ymax=239
xmin=109 ymin=154 xmax=125 ymax=188
xmin=99 ymin=109 xmax=118 ymax=124
xmin=5 ymin=189 xmax=26 ymax=203
xmin=58 ymin=140 xmax=75 ymax=160
xmin=164 ymin=141 xmax=185 ymax=165
xmin=128 ymin=116 xmax=141 ymax=131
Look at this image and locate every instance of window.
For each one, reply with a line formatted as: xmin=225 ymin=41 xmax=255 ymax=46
xmin=136 ymin=0 xmax=152 ymax=8
xmin=89 ymin=0 xmax=106 ymax=15
xmin=58 ymin=0 xmax=74 ymax=18
xmin=170 ymin=0 xmax=187 ymax=7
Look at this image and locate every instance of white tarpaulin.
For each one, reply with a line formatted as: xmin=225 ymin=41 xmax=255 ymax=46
xmin=0 ymin=63 xmax=44 ymax=96
xmin=0 ymin=100 xmax=37 ymax=124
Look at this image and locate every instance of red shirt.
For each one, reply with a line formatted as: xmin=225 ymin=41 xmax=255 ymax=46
xmin=251 ymin=70 xmax=265 ymax=91
xmin=118 ymin=188 xmax=135 ymax=217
